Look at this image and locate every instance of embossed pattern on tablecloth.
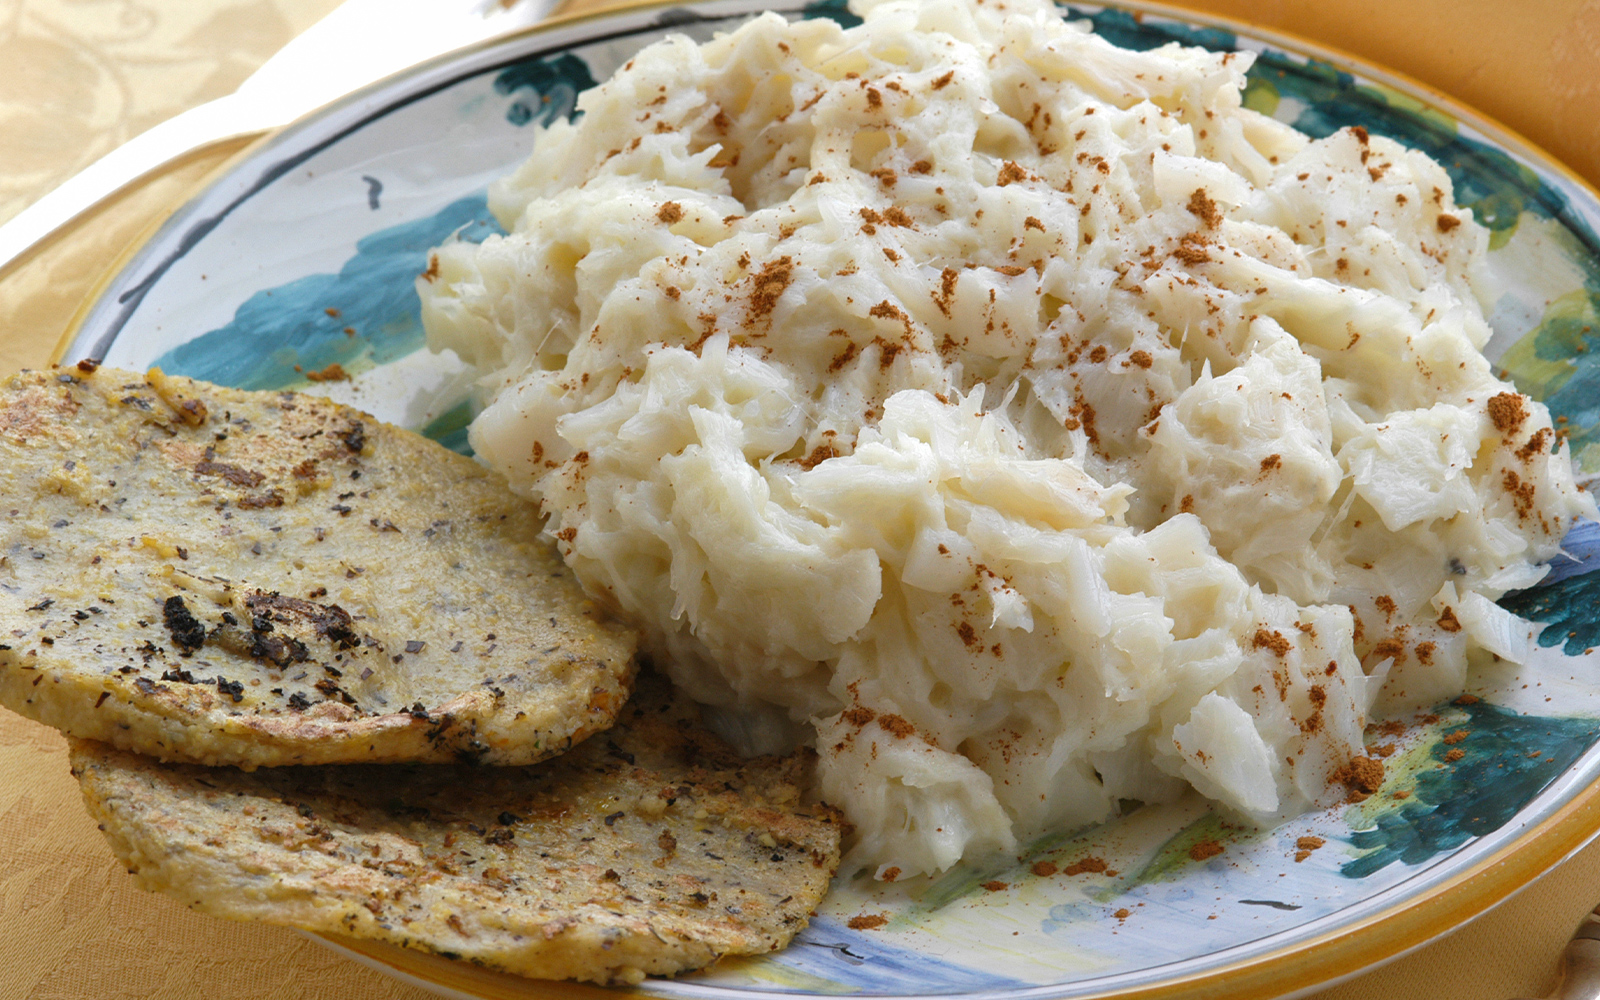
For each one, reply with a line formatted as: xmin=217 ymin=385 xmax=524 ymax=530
xmin=0 ymin=0 xmax=341 ymax=227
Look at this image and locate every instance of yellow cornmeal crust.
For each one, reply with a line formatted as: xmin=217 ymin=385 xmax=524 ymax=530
xmin=0 ymin=365 xmax=636 ymax=766
xmin=70 ymin=672 xmax=843 ymax=986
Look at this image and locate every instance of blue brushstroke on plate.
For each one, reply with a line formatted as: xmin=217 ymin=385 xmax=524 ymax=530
xmin=1061 ymin=5 xmax=1236 ymax=53
xmin=1340 ymin=702 xmax=1600 ymax=878
xmin=495 ymin=51 xmax=596 ymax=127
xmin=153 ymin=195 xmax=503 ymax=393
xmin=1500 ymin=565 xmax=1600 ymax=657
xmin=419 ymin=398 xmax=476 ymax=455
xmin=1537 ymin=520 xmax=1600 ymax=587
xmin=742 ymin=920 xmax=1031 ymax=994
xmin=803 ymin=0 xmax=863 ymax=29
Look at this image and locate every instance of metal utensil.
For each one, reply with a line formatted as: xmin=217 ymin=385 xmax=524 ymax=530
xmin=0 ymin=0 xmax=554 ymax=277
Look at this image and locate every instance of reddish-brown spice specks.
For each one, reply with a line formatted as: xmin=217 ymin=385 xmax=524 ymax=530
xmin=1487 ymin=391 xmax=1528 ymax=434
xmin=1436 ymin=214 xmax=1461 ymax=232
xmin=1370 ymin=638 xmax=1407 ymax=664
xmin=1062 ymin=856 xmax=1110 ymax=876
xmin=1438 ymin=607 xmax=1463 ymax=632
xmin=828 ymin=341 xmax=860 ymax=373
xmin=305 ymin=362 xmax=349 ymax=383
xmin=878 ymin=714 xmax=916 ymax=738
xmin=981 ymin=880 xmax=1009 ymax=892
xmin=1332 ymin=755 xmax=1385 ymax=801
xmin=1293 ymin=835 xmax=1325 ymax=862
xmin=1187 ymin=188 xmax=1222 ymax=229
xmin=1031 ymin=860 xmax=1059 ymax=876
xmin=957 ymin=620 xmax=980 ymax=648
xmin=1517 ymin=427 xmax=1553 ymax=462
xmin=1173 ymin=233 xmax=1211 ymax=264
xmin=657 ymin=202 xmax=683 ymax=224
xmin=1252 ymin=628 xmax=1292 ymax=657
xmin=748 ymin=257 xmax=794 ymax=320
xmin=798 ymin=443 xmax=838 ymax=470
xmin=1188 ymin=840 xmax=1224 ymax=862
xmin=842 ymin=705 xmax=877 ymax=727
xmin=1502 ymin=468 xmax=1537 ymax=518
xmin=932 ymin=267 xmax=959 ymax=317
xmin=849 ymin=914 xmax=889 ymax=930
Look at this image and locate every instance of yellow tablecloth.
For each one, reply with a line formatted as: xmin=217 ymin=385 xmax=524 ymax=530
xmin=2 ymin=2 xmax=1599 ymax=998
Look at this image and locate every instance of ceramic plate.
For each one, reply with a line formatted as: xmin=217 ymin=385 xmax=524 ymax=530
xmin=59 ymin=1 xmax=1600 ymax=998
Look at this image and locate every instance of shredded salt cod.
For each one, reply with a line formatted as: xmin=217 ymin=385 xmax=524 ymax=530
xmin=419 ymin=0 xmax=1596 ymax=878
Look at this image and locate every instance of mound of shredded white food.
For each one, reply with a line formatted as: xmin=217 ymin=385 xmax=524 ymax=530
xmin=420 ymin=0 xmax=1598 ymax=877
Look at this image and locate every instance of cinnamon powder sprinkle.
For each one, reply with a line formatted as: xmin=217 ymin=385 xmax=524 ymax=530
xmin=878 ymin=714 xmax=916 ymax=738
xmin=1252 ymin=628 xmax=1292 ymax=657
xmin=1370 ymin=638 xmax=1406 ymax=665
xmin=1487 ymin=391 xmax=1528 ymax=434
xmin=748 ymin=257 xmax=794 ymax=319
xmin=1331 ymin=755 xmax=1385 ymax=801
xmin=1188 ymin=840 xmax=1224 ymax=862
xmin=842 ymin=705 xmax=877 ymax=726
xmin=1293 ymin=835 xmax=1325 ymax=862
xmin=304 ymin=363 xmax=349 ymax=383
xmin=848 ymin=914 xmax=889 ymax=930
xmin=1062 ymin=856 xmax=1110 ymax=876
xmin=1186 ymin=187 xmax=1222 ymax=228
xmin=997 ymin=161 xmax=1028 ymax=186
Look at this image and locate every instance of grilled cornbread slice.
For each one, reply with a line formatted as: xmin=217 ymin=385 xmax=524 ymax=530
xmin=71 ymin=672 xmax=842 ymax=985
xmin=0 ymin=365 xmax=635 ymax=766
